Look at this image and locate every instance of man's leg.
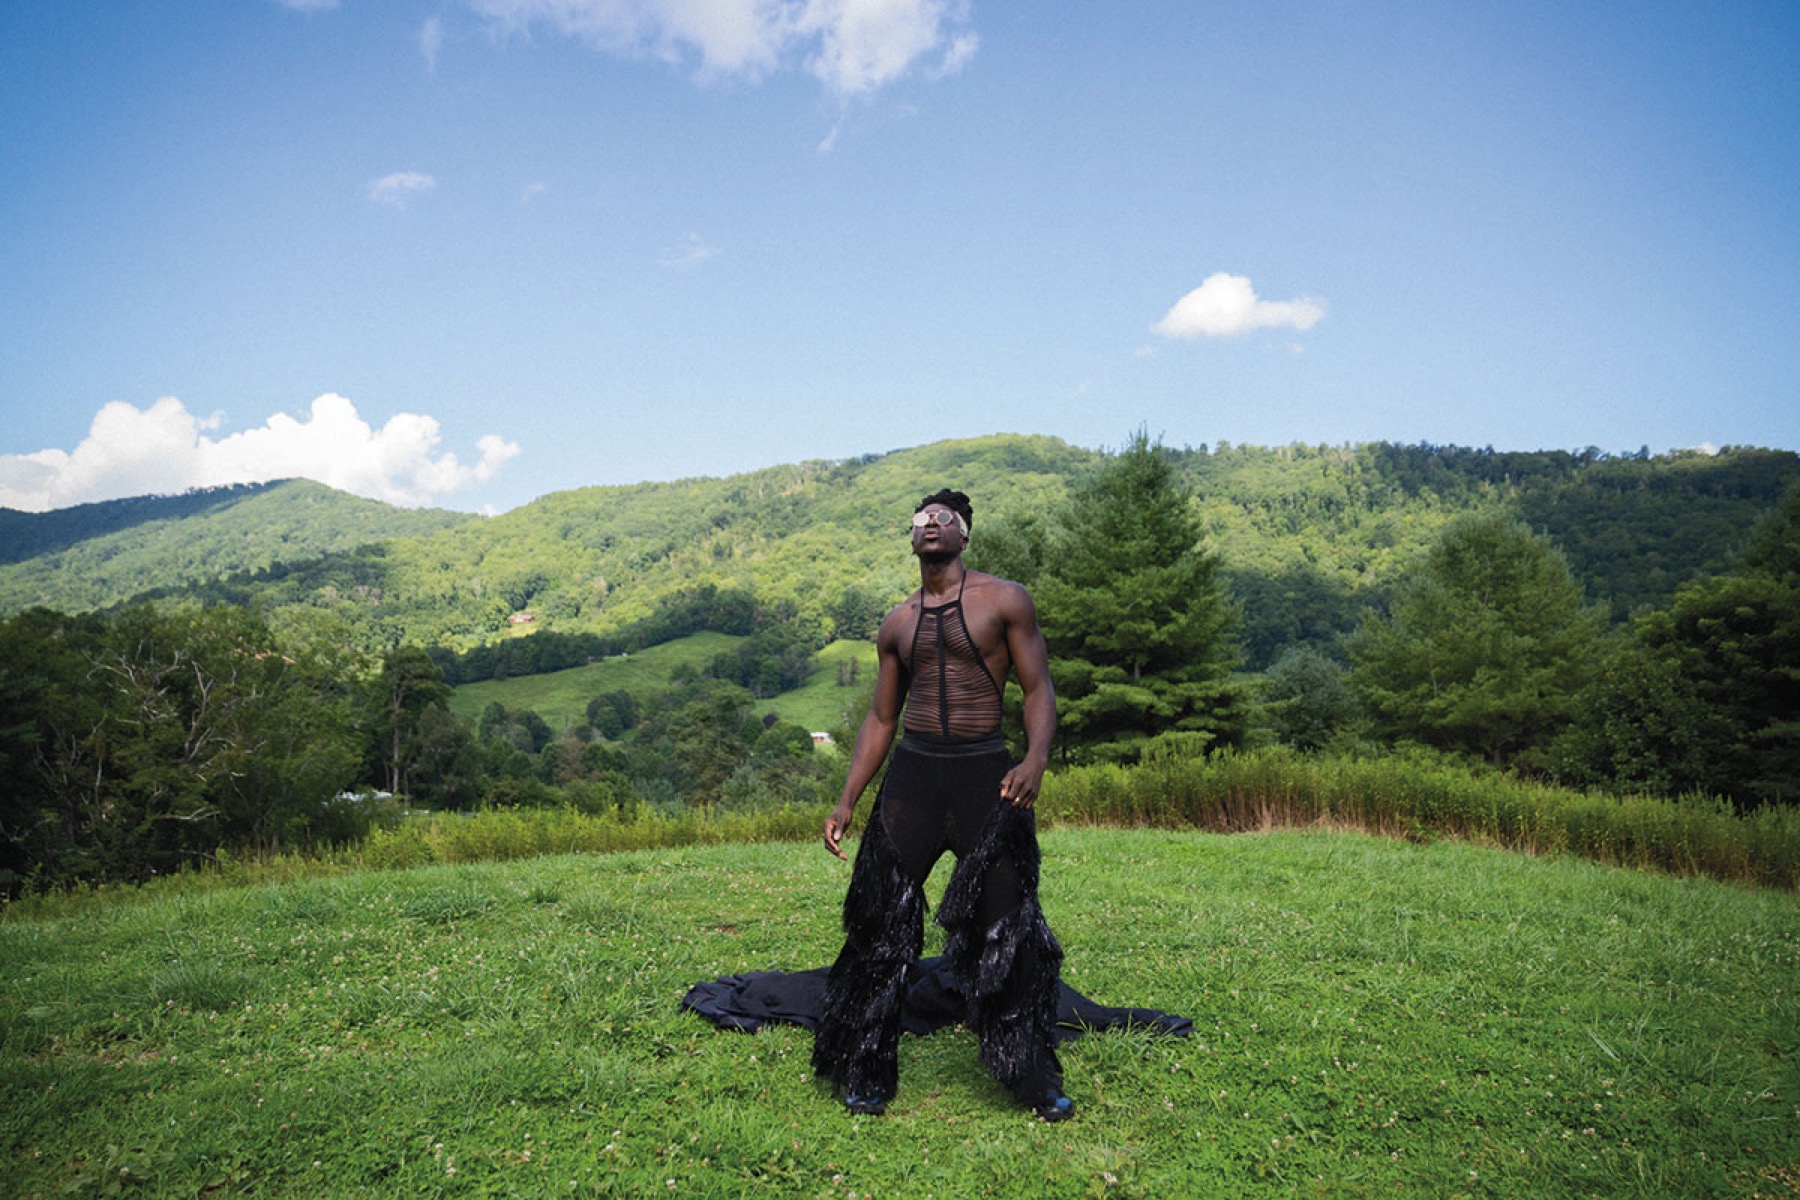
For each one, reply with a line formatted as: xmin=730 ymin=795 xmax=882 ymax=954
xmin=938 ymin=760 xmax=1072 ymax=1119
xmin=811 ymin=752 xmax=942 ymax=1111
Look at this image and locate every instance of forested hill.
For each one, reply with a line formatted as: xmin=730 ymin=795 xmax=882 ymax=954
xmin=1 ymin=437 xmax=1794 ymax=668
xmin=0 ymin=479 xmax=471 ymax=615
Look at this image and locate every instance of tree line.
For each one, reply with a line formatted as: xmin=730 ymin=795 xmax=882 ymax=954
xmin=974 ymin=432 xmax=1797 ymax=805
xmin=6 ymin=437 xmax=1791 ymax=673
xmin=2 ymin=434 xmax=1795 ymax=894
xmin=0 ymin=597 xmax=841 ymax=895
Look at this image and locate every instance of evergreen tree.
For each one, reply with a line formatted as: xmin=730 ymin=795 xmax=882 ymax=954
xmin=1348 ymin=514 xmax=1607 ymax=767
xmin=1035 ymin=430 xmax=1243 ymax=762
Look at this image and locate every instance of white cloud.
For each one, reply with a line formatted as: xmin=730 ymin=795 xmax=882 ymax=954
xmin=466 ymin=0 xmax=974 ymax=96
xmin=658 ymin=231 xmax=720 ymax=269
xmin=1152 ymin=273 xmax=1326 ymax=340
xmin=277 ymin=0 xmax=341 ymax=11
xmin=420 ymin=16 xmax=446 ymax=70
xmin=0 ymin=395 xmax=520 ymax=513
xmin=366 ymin=171 xmax=437 ymax=209
xmin=932 ymin=29 xmax=979 ymax=79
xmin=799 ymin=0 xmax=971 ymax=96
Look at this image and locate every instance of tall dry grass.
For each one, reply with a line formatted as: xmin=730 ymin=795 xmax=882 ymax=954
xmin=1040 ymin=746 xmax=1800 ymax=889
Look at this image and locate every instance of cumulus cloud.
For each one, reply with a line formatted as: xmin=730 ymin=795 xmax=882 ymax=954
xmin=0 ymin=395 xmax=520 ymax=513
xmin=366 ymin=171 xmax=437 ymax=208
xmin=466 ymin=0 xmax=975 ymax=97
xmin=799 ymin=0 xmax=969 ymax=96
xmin=1152 ymin=273 xmax=1326 ymax=340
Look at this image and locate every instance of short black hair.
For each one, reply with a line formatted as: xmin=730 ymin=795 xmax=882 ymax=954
xmin=915 ymin=489 xmax=973 ymax=532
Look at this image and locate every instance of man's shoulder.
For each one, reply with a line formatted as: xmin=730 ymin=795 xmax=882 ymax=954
xmin=884 ymin=590 xmax=923 ymax=618
xmin=965 ymin=571 xmax=1036 ymax=612
xmin=875 ymin=594 xmax=921 ymax=641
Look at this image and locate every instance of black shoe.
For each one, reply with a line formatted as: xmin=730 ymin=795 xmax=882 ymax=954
xmin=844 ymin=1093 xmax=888 ymax=1116
xmin=1031 ymin=1089 xmax=1076 ymax=1122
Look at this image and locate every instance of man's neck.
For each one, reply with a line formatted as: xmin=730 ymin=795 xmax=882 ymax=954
xmin=917 ymin=555 xmax=966 ymax=598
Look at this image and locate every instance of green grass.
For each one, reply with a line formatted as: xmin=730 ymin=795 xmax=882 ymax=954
xmin=446 ymin=632 xmax=747 ymax=730
xmin=764 ymin=640 xmax=878 ymax=734
xmin=4 ymin=830 xmax=1796 ymax=1198
xmin=445 ymin=635 xmax=875 ymax=736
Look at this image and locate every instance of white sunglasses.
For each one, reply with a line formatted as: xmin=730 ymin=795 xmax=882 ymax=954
xmin=910 ymin=509 xmax=968 ymax=535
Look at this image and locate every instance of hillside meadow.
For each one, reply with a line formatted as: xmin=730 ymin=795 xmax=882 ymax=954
xmin=3 ymin=828 xmax=1796 ymax=1198
xmin=447 ymin=637 xmax=879 ymax=736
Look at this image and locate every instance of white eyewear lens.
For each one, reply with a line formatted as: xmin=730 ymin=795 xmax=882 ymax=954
xmin=910 ymin=510 xmax=967 ymax=534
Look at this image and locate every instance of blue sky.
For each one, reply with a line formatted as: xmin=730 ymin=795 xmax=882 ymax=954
xmin=2 ymin=1 xmax=1795 ymax=514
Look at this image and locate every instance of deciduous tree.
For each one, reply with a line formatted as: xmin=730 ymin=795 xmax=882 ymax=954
xmin=1348 ymin=513 xmax=1606 ymax=767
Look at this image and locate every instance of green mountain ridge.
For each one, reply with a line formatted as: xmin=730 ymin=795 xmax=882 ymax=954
xmin=0 ymin=479 xmax=471 ymax=616
xmin=2 ymin=436 xmax=1795 ymax=669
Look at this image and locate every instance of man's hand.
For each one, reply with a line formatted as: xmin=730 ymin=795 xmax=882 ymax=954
xmin=822 ymin=800 xmax=856 ymax=859
xmin=999 ymin=760 xmax=1047 ymax=809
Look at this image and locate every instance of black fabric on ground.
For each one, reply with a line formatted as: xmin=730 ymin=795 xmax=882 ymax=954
xmin=681 ymin=956 xmax=1191 ymax=1042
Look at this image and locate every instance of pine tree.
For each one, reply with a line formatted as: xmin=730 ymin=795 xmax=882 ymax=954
xmin=1035 ymin=430 xmax=1243 ymax=762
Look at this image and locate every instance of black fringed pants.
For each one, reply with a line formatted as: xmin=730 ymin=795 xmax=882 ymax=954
xmin=811 ymin=735 xmax=1064 ymax=1104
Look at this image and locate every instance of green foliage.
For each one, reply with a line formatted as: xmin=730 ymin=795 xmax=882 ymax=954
xmin=4 ymin=440 xmax=1792 ymax=682
xmin=1545 ymin=633 xmax=1722 ymax=798
xmin=0 ymin=479 xmax=468 ymax=615
xmin=1037 ymin=431 xmax=1244 ymax=761
xmin=1348 ymin=513 xmax=1608 ymax=767
xmin=363 ymin=646 xmax=466 ymax=804
xmin=1255 ymin=644 xmax=1360 ymax=751
xmin=1629 ymin=487 xmax=1800 ymax=804
xmin=0 ymin=602 xmax=364 ymax=893
xmin=702 ymin=623 xmax=818 ymax=698
xmin=585 ymin=688 xmax=638 ymax=739
xmin=4 ymin=437 xmax=1798 ymax=884
xmin=0 ymin=480 xmax=288 ymax=564
xmin=1183 ymin=441 xmax=1799 ymax=666
xmin=446 ymin=631 xmax=744 ymax=730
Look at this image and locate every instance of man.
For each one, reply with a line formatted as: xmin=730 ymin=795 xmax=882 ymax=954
xmin=811 ymin=489 xmax=1074 ymax=1121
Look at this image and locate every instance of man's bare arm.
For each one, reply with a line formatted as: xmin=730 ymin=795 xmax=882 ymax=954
xmin=823 ymin=612 xmax=908 ymax=859
xmin=999 ymin=582 xmax=1055 ymax=808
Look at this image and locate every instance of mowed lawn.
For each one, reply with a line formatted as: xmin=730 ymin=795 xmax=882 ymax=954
xmin=3 ymin=828 xmax=1796 ymax=1198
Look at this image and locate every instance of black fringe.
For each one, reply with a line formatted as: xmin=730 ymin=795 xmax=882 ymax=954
xmin=810 ymin=804 xmax=923 ymax=1096
xmin=938 ymin=804 xmax=1065 ymax=1098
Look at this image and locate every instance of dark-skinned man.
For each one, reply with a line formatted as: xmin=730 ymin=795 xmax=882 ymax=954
xmin=811 ymin=488 xmax=1073 ymax=1121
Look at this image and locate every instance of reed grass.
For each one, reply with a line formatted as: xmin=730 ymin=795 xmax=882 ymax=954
xmin=6 ymin=748 xmax=1794 ymax=926
xmin=1040 ymin=747 xmax=1800 ymax=891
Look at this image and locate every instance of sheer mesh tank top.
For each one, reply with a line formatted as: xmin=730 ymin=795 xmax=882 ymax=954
xmin=902 ymin=576 xmax=1004 ymax=740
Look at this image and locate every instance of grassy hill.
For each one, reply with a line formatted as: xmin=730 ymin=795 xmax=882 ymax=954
xmin=447 ymin=634 xmax=879 ymax=737
xmin=2 ymin=828 xmax=1794 ymax=1197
